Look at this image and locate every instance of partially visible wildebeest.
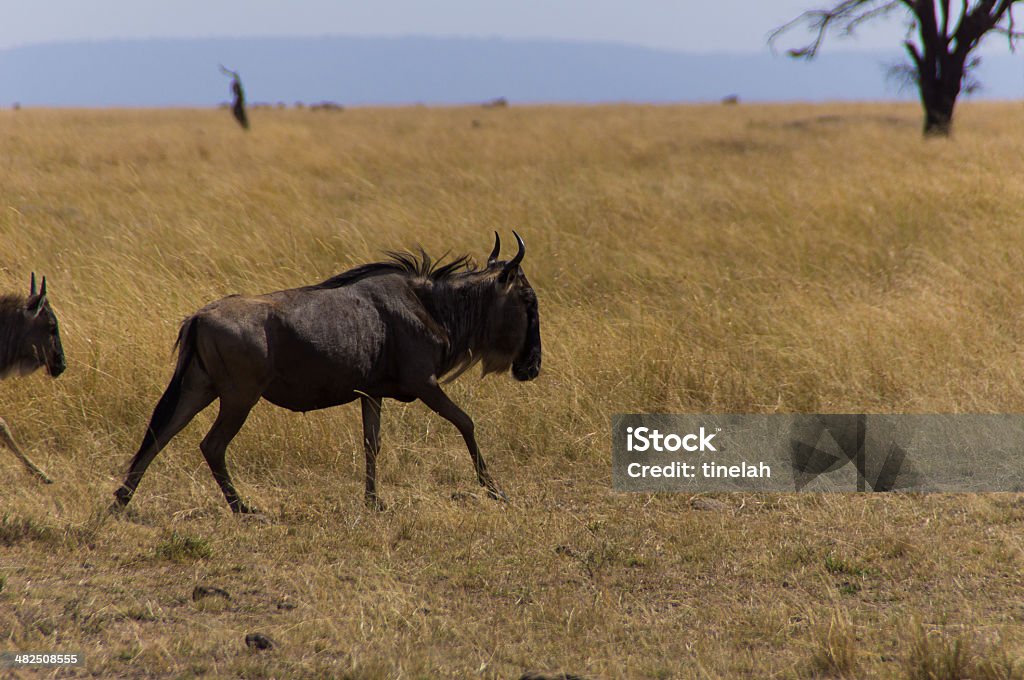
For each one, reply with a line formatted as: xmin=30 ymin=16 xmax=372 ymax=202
xmin=112 ymin=233 xmax=542 ymax=513
xmin=0 ymin=274 xmax=66 ymax=483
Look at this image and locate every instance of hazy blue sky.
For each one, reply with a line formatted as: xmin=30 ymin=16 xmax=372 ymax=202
xmin=0 ymin=1 xmax=909 ymax=53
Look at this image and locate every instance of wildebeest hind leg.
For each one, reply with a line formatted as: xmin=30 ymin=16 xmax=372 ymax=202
xmin=200 ymin=399 xmax=258 ymax=513
xmin=113 ymin=381 xmax=216 ymax=510
xmin=360 ymin=396 xmax=386 ymax=511
xmin=0 ymin=417 xmax=53 ymax=484
xmin=417 ymin=382 xmax=507 ymax=501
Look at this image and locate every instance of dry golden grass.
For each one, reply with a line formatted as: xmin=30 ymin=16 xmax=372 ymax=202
xmin=1 ymin=102 xmax=1024 ymax=678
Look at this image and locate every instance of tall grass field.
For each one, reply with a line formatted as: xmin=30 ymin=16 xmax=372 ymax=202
xmin=1 ymin=103 xmax=1023 ymax=678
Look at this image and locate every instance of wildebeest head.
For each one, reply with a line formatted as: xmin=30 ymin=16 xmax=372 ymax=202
xmin=8 ymin=274 xmax=66 ymax=379
xmin=479 ymin=231 xmax=542 ymax=382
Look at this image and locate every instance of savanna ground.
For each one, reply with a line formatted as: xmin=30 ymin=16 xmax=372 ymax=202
xmin=2 ymin=102 xmax=1024 ymax=678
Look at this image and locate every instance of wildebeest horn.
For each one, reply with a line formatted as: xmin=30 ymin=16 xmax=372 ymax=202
xmin=502 ymin=231 xmax=525 ymax=274
xmin=39 ymin=276 xmax=47 ymax=298
xmin=488 ymin=232 xmax=501 ymax=266
xmin=30 ymin=272 xmax=36 ymax=296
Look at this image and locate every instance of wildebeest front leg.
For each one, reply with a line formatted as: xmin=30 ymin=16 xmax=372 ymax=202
xmin=360 ymin=396 xmax=386 ymax=511
xmin=0 ymin=417 xmax=53 ymax=484
xmin=200 ymin=399 xmax=258 ymax=513
xmin=417 ymin=382 xmax=507 ymax=501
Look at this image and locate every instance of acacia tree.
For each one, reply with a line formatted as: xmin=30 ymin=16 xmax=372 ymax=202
xmin=771 ymin=1 xmax=1024 ymax=136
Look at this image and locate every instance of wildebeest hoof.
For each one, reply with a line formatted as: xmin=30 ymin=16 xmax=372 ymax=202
xmin=487 ymin=487 xmax=509 ymax=502
xmin=111 ymin=486 xmax=133 ymax=507
xmin=365 ymin=495 xmax=388 ymax=512
xmin=106 ymin=498 xmax=134 ymax=517
xmin=231 ymin=502 xmax=261 ymax=515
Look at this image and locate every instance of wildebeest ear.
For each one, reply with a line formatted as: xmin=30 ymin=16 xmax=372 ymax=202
xmin=26 ymin=274 xmax=47 ymax=315
xmin=26 ymin=295 xmax=44 ymax=316
xmin=487 ymin=232 xmax=501 ymax=266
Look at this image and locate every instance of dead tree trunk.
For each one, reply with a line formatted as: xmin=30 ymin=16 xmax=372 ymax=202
xmin=219 ymin=65 xmax=250 ymax=131
xmin=906 ymin=42 xmax=964 ymax=136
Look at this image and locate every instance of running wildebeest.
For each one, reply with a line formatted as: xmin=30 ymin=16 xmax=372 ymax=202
xmin=111 ymin=233 xmax=541 ymax=513
xmin=0 ymin=274 xmax=66 ymax=483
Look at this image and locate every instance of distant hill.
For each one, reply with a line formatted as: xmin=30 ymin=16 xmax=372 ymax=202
xmin=0 ymin=35 xmax=1021 ymax=107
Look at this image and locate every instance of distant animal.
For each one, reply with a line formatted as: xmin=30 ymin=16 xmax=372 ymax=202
xmin=0 ymin=274 xmax=66 ymax=483
xmin=111 ymin=233 xmax=542 ymax=513
xmin=309 ymin=101 xmax=344 ymax=112
xmin=219 ymin=65 xmax=249 ymax=130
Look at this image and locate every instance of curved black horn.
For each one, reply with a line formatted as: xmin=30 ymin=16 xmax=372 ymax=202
xmin=30 ymin=272 xmax=36 ymax=296
xmin=503 ymin=231 xmax=525 ymax=273
xmin=39 ymin=276 xmax=47 ymax=297
xmin=488 ymin=231 xmax=501 ymax=266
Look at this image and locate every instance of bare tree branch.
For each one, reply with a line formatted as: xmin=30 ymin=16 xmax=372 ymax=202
xmin=846 ymin=1 xmax=905 ymax=32
xmin=768 ymin=0 xmax=901 ymax=58
xmin=1008 ymin=5 xmax=1018 ymax=49
xmin=989 ymin=3 xmax=1024 ymax=49
xmin=940 ymin=0 xmax=952 ymax=40
xmin=904 ymin=39 xmax=924 ymax=68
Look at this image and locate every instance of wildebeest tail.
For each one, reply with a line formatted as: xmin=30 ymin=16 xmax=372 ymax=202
xmin=137 ymin=316 xmax=202 ymax=451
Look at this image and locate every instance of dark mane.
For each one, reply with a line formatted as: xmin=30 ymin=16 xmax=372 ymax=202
xmin=309 ymin=250 xmax=477 ymax=290
xmin=0 ymin=294 xmax=28 ymax=371
xmin=0 ymin=294 xmax=23 ymax=314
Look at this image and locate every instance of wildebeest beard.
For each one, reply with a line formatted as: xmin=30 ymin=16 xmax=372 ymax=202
xmin=512 ymin=287 xmax=541 ymax=381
